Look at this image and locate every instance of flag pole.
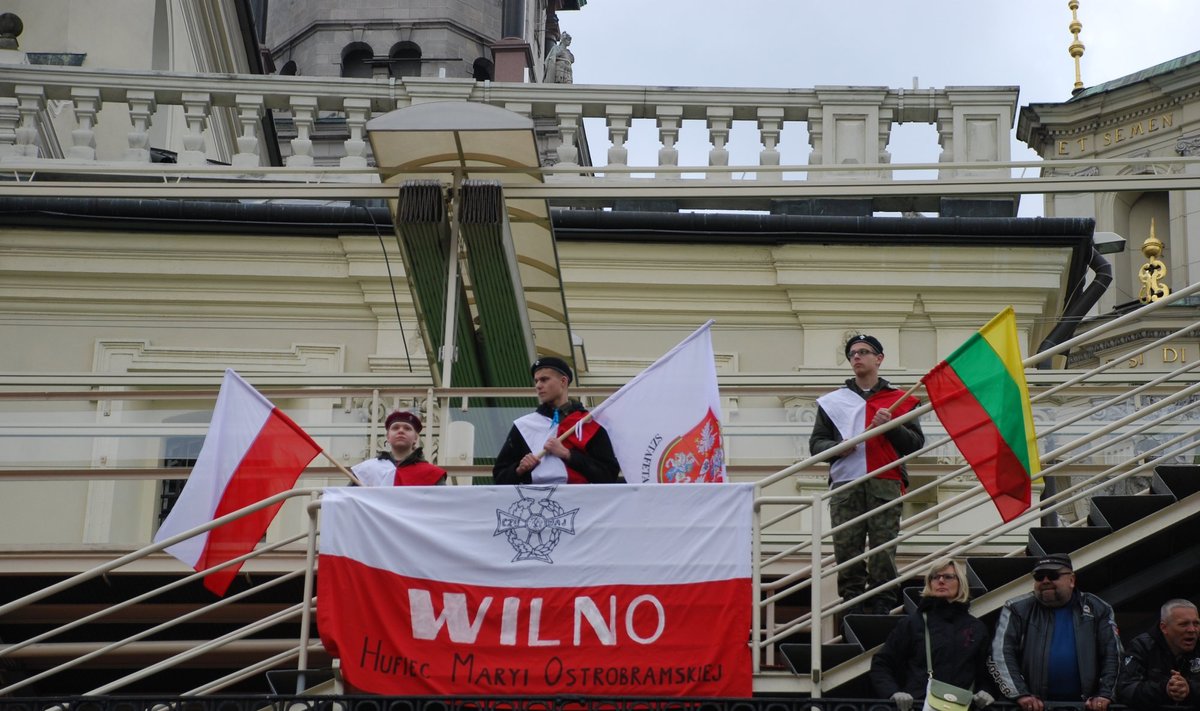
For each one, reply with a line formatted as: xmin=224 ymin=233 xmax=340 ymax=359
xmin=884 ymin=380 xmax=925 ymax=415
xmin=531 ymin=320 xmax=716 ymax=460
xmin=320 ymin=450 xmax=363 ymax=486
xmin=532 ymin=410 xmax=595 ymax=459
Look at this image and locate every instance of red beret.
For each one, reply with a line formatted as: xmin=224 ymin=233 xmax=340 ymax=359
xmin=385 ymin=410 xmax=422 ymax=433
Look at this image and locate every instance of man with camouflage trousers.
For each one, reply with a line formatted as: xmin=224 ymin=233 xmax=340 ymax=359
xmin=809 ymin=334 xmax=925 ymax=614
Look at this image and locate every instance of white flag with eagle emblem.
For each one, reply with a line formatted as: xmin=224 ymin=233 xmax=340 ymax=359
xmin=590 ymin=321 xmax=725 ymax=484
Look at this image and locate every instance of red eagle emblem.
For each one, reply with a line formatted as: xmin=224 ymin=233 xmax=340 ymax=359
xmin=656 ymin=408 xmax=725 ymax=483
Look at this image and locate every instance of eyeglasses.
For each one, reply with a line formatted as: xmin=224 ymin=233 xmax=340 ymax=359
xmin=1032 ymin=570 xmax=1067 ymax=582
xmin=848 ymin=349 xmax=879 ymax=359
xmin=930 ymin=573 xmax=958 ymax=583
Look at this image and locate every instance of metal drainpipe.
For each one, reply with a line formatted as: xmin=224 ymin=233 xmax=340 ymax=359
xmin=1034 ymin=245 xmax=1114 ymax=526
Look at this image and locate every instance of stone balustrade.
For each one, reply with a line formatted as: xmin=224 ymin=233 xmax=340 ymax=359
xmin=0 ymin=64 xmax=1017 ymax=180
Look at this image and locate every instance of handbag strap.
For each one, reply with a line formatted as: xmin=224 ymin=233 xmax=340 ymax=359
xmin=922 ymin=612 xmax=934 ymax=680
xmin=922 ymin=611 xmax=974 ymax=692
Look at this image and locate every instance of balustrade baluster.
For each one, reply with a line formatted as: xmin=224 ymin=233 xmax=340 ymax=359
xmin=68 ymin=87 xmax=99 ymax=160
xmin=605 ymin=104 xmax=632 ymax=172
xmin=287 ymin=95 xmax=317 ymax=167
xmin=341 ymin=98 xmax=371 ymax=168
xmin=656 ymin=105 xmax=682 ymax=170
xmin=757 ymin=107 xmax=784 ymax=179
xmin=232 ymin=94 xmax=264 ymax=168
xmin=0 ymin=97 xmax=18 ymax=160
xmin=553 ymin=103 xmax=582 ymax=168
xmin=178 ymin=92 xmax=211 ymax=166
xmin=707 ymin=106 xmax=732 ymax=180
xmin=124 ymin=90 xmax=156 ymax=163
xmin=13 ymin=84 xmax=43 ymax=159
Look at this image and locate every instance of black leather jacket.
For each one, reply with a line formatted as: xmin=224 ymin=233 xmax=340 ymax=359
xmin=989 ymin=591 xmax=1121 ymax=701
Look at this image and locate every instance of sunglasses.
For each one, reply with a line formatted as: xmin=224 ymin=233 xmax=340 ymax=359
xmin=1032 ymin=570 xmax=1068 ymax=582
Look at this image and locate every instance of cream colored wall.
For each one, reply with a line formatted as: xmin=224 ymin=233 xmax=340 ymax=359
xmin=560 ymin=240 xmax=1068 ymax=371
xmin=0 ymin=226 xmax=426 ymax=549
xmin=7 ymin=1 xmax=160 ymax=69
xmin=0 ymin=223 xmax=1074 ymax=551
xmin=7 ymin=0 xmax=251 ymax=163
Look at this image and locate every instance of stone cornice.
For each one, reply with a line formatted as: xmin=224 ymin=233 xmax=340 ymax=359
xmin=1066 ymin=325 xmax=1200 ymax=367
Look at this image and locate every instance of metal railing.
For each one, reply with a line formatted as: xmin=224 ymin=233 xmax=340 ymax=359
xmin=2 ymin=288 xmax=1200 ymax=695
xmin=752 ymin=277 xmax=1200 ymax=692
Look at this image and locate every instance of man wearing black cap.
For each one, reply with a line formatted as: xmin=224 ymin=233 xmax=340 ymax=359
xmin=351 ymin=410 xmax=447 ymax=486
xmin=1116 ymin=598 xmax=1200 ymax=711
xmin=492 ymin=356 xmax=621 ymax=485
xmin=990 ymin=553 xmax=1120 ymax=711
xmin=809 ymin=333 xmax=924 ymax=614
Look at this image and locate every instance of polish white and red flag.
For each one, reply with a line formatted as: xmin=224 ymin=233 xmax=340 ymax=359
xmin=591 ymin=320 xmax=726 ymax=484
xmin=154 ymin=369 xmax=321 ymax=596
xmin=317 ymin=483 xmax=753 ymax=696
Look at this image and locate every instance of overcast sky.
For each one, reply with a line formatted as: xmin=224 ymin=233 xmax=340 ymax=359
xmin=557 ymin=0 xmax=1200 ymax=214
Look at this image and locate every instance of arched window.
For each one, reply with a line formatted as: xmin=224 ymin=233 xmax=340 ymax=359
xmin=388 ymin=41 xmax=421 ymax=78
xmin=279 ymin=60 xmax=298 ymax=76
xmin=472 ymin=57 xmax=494 ymax=82
xmin=341 ymin=42 xmax=374 ymax=79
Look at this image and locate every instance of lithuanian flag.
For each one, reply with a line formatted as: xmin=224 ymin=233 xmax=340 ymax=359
xmin=922 ymin=307 xmax=1039 ymax=522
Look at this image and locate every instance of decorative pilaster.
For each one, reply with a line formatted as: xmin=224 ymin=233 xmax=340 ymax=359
xmin=124 ymin=90 xmax=156 ymax=162
xmin=231 ymin=94 xmax=264 ymax=168
xmin=286 ymin=95 xmax=317 ymax=167
xmin=178 ymin=92 xmax=211 ymax=166
xmin=940 ymin=89 xmax=1014 ymax=179
xmin=68 ymin=87 xmax=99 ymax=160
xmin=877 ymin=108 xmax=894 ymax=168
xmin=806 ymin=107 xmax=823 ymax=167
xmin=936 ymin=108 xmax=954 ymax=177
xmin=341 ymin=97 xmax=371 ymax=168
xmin=808 ymin=89 xmax=889 ymax=181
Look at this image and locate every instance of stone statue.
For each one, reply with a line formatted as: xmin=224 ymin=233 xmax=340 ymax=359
xmin=544 ymin=33 xmax=574 ymax=84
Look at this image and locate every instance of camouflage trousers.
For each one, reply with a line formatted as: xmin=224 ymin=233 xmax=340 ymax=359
xmin=829 ymin=477 xmax=902 ymax=607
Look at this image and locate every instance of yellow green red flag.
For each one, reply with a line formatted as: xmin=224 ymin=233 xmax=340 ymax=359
xmin=921 ymin=307 xmax=1039 ymax=522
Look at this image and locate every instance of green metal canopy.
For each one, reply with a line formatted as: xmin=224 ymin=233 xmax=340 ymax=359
xmin=366 ymin=101 xmax=575 ymax=389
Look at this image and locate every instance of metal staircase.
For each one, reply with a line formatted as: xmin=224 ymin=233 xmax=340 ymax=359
xmin=2 ymin=286 xmax=1200 ymax=697
xmin=789 ymin=463 xmax=1200 ymax=697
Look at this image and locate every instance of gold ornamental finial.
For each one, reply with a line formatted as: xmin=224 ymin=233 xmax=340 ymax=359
xmin=1068 ymin=0 xmax=1086 ymax=95
xmin=1138 ymin=219 xmax=1170 ymax=303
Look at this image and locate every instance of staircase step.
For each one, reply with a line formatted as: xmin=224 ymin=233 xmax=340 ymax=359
xmin=902 ymin=586 xmax=921 ymax=614
xmin=779 ymin=642 xmax=862 ymax=674
xmin=966 ymin=556 xmax=1036 ymax=592
xmin=1027 ymin=525 xmax=1111 ymax=557
xmin=842 ymin=613 xmax=901 ymax=650
xmin=1153 ymin=465 xmax=1200 ymax=499
xmin=1089 ymin=495 xmax=1175 ymax=530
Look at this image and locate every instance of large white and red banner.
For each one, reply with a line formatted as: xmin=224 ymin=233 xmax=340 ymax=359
xmin=155 ymin=369 xmax=321 ymax=595
xmin=591 ymin=321 xmax=726 ymax=484
xmin=317 ymin=483 xmax=753 ymax=696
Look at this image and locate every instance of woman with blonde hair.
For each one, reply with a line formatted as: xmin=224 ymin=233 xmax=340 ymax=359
xmin=870 ymin=558 xmax=994 ymax=710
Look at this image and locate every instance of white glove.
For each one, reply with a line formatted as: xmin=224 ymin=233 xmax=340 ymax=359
xmin=891 ymin=691 xmax=914 ymax=711
xmin=972 ymin=691 xmax=995 ymax=709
